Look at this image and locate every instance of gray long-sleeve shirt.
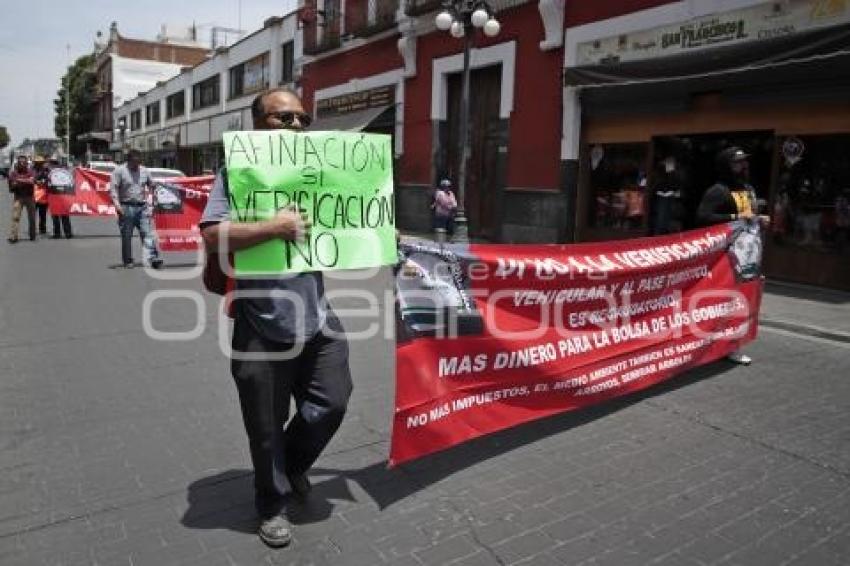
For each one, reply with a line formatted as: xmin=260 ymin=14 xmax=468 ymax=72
xmin=110 ymin=164 xmax=153 ymax=205
xmin=200 ymin=169 xmax=329 ymax=343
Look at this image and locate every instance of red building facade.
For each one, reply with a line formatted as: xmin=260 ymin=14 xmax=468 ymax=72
xmin=299 ymin=0 xmax=568 ymax=242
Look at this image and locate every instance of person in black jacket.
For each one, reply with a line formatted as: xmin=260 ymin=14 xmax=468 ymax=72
xmin=697 ymin=146 xmax=769 ymax=366
xmin=697 ymin=147 xmax=769 ymax=227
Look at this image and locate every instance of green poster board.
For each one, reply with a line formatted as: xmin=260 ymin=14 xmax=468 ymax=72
xmin=223 ymin=130 xmax=397 ymax=275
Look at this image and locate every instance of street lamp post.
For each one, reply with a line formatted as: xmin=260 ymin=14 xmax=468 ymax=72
xmin=65 ymin=44 xmax=71 ymax=162
xmin=435 ymin=1 xmax=500 ymax=243
xmin=116 ymin=117 xmax=127 ymax=161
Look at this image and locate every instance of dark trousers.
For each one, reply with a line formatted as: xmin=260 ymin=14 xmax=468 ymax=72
xmin=52 ymin=215 xmax=73 ymax=238
xmin=36 ymin=203 xmax=48 ymax=234
xmin=231 ymin=314 xmax=352 ymax=519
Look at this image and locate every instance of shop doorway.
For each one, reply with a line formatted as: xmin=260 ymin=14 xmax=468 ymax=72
xmin=445 ymin=65 xmax=502 ymax=240
xmin=651 ymin=131 xmax=774 ymax=230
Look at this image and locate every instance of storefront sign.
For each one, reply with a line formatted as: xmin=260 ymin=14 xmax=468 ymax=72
xmin=576 ymin=0 xmax=850 ymax=66
xmin=159 ymin=127 xmax=180 ymax=147
xmin=391 ymin=222 xmax=764 ymax=465
xmin=316 ymin=85 xmax=395 ymax=118
xmin=211 ymin=111 xmax=244 ymax=140
xmin=223 ymin=130 xmax=397 ymax=274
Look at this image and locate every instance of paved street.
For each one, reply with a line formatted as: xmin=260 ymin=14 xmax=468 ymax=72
xmin=1 ymin=182 xmax=849 ymax=566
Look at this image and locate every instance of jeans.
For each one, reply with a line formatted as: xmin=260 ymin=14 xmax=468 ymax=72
xmin=119 ymin=203 xmax=159 ymax=265
xmin=231 ymin=313 xmax=352 ymax=519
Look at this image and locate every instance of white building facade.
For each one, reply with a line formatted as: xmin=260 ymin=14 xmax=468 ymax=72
xmin=113 ymin=14 xmax=302 ymax=175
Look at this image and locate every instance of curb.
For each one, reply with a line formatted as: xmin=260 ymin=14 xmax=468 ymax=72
xmin=759 ymin=317 xmax=850 ymax=344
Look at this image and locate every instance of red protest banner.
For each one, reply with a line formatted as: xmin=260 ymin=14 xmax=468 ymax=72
xmin=391 ymin=222 xmax=764 ymax=466
xmin=48 ymin=167 xmax=213 ymax=251
xmin=48 ymin=168 xmax=116 ymax=216
xmin=151 ymin=176 xmax=213 ymax=252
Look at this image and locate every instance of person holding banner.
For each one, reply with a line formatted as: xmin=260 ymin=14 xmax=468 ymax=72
xmin=7 ymin=155 xmax=36 ymax=243
xmin=109 ymin=150 xmax=163 ymax=269
xmin=698 ymin=146 xmax=770 ymax=366
xmin=33 ymin=156 xmax=50 ymax=236
xmin=200 ymin=87 xmax=352 ymax=549
xmin=47 ymin=158 xmax=73 ymax=238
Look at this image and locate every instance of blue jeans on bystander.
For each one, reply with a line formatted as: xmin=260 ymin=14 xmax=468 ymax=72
xmin=119 ymin=203 xmax=160 ymax=266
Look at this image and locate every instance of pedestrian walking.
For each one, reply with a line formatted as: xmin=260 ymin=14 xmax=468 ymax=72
xmin=33 ymin=156 xmax=50 ymax=236
xmin=433 ymin=178 xmax=457 ymax=238
xmin=200 ymin=87 xmax=352 ymax=549
xmin=109 ymin=150 xmax=162 ymax=269
xmin=697 ymin=146 xmax=770 ymax=366
xmin=7 ymin=155 xmax=36 ymax=243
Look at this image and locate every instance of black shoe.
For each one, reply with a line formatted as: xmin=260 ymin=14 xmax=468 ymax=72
xmin=29 ymin=235 xmax=36 ymax=241
xmin=51 ymin=234 xmax=61 ymax=239
xmin=7 ymin=238 xmax=17 ymax=244
xmin=65 ymin=234 xmax=73 ymax=239
xmin=287 ymin=472 xmax=312 ymax=498
xmin=149 ymin=258 xmax=164 ymax=270
xmin=124 ymin=262 xmax=135 ymax=269
xmin=258 ymin=515 xmax=292 ymax=548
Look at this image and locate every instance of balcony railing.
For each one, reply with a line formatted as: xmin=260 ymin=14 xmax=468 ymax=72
xmin=347 ymin=0 xmax=400 ymax=38
xmin=302 ymin=2 xmax=342 ymax=55
xmin=404 ymin=0 xmax=528 ymax=17
xmin=404 ymin=0 xmax=442 ymax=17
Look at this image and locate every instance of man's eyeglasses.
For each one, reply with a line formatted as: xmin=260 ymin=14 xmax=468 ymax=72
xmin=267 ymin=111 xmax=312 ymax=128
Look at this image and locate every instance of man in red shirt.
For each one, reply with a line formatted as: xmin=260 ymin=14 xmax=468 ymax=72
xmin=7 ymin=155 xmax=37 ymax=243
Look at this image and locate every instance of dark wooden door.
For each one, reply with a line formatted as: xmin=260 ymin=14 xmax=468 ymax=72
xmin=446 ymin=65 xmax=502 ymax=239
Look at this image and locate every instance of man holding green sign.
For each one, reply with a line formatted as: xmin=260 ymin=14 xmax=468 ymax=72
xmin=200 ymin=88 xmax=395 ymax=548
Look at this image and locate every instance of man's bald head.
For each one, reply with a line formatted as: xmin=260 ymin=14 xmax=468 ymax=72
xmin=251 ymin=88 xmax=305 ymax=130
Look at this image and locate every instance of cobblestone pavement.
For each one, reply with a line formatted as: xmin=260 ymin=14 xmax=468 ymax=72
xmin=1 ymin=187 xmax=848 ymax=566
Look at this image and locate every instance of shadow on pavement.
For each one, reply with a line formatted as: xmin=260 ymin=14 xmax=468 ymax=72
xmin=63 ymin=234 xmax=119 ymax=239
xmin=160 ymin=261 xmax=200 ymax=269
xmin=179 ymin=359 xmax=737 ymax=531
xmin=765 ymin=280 xmax=850 ymax=304
xmin=180 ymin=470 xmax=258 ymax=533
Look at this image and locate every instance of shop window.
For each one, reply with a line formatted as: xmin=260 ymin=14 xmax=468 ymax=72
xmin=773 ymin=135 xmax=850 ymax=254
xmin=193 ymin=145 xmax=224 ymax=175
xmin=587 ymin=143 xmax=649 ymax=233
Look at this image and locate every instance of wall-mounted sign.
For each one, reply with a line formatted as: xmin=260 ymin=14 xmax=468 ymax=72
xmin=316 ymin=85 xmax=395 ymax=118
xmin=159 ymin=127 xmax=180 ymax=147
xmin=211 ymin=111 xmax=243 ymax=140
xmin=575 ymin=0 xmax=850 ymax=66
